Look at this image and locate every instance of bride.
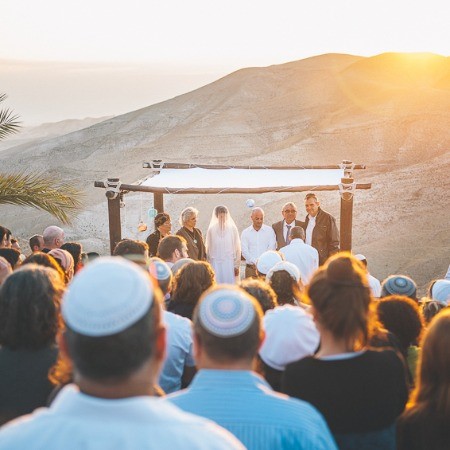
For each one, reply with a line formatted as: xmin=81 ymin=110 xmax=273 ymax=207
xmin=205 ymin=206 xmax=241 ymax=284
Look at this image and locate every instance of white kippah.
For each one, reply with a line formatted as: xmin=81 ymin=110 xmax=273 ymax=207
xmin=266 ymin=261 xmax=301 ymax=283
xmin=431 ymin=279 xmax=450 ymax=305
xmin=354 ymin=254 xmax=366 ymax=262
xmin=149 ymin=258 xmax=172 ymax=281
xmin=256 ymin=251 xmax=282 ymax=275
xmin=62 ymin=257 xmax=153 ymax=337
xmin=198 ymin=287 xmax=256 ymax=337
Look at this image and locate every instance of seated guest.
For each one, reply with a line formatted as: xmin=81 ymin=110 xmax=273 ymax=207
xmin=240 ymin=278 xmax=278 ymax=313
xmin=419 ymin=298 xmax=446 ymax=326
xmin=176 ymin=207 xmax=206 ymax=261
xmin=168 ymin=261 xmax=216 ymax=320
xmin=0 ymin=265 xmax=64 ymax=426
xmin=146 ymin=213 xmax=172 ymax=257
xmin=266 ymin=261 xmax=304 ymax=307
xmin=397 ymin=310 xmax=450 ymax=450
xmin=149 ymin=258 xmax=196 ymax=394
xmin=157 ymin=235 xmax=188 ymax=268
xmin=0 ymin=258 xmax=242 ymax=449
xmin=168 ymin=286 xmax=337 ymax=450
xmin=255 ymin=250 xmax=282 ymax=279
xmin=283 ymin=253 xmax=408 ymax=450
xmin=381 ymin=274 xmax=417 ymax=301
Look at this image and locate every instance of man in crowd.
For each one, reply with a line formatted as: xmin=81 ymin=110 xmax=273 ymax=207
xmin=157 ymin=235 xmax=189 ymax=269
xmin=280 ymin=226 xmax=318 ymax=285
xmin=42 ymin=226 xmax=65 ymax=253
xmin=29 ymin=234 xmax=44 ymax=253
xmin=303 ymin=193 xmax=339 ymax=265
xmin=168 ymin=286 xmax=337 ymax=450
xmin=272 ymin=202 xmax=304 ymax=250
xmin=0 ymin=258 xmax=243 ymax=449
xmin=241 ymin=207 xmax=276 ymax=278
xmin=354 ymin=254 xmax=381 ymax=297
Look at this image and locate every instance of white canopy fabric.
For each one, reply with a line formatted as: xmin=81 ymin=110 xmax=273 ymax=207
xmin=141 ymin=168 xmax=345 ymax=191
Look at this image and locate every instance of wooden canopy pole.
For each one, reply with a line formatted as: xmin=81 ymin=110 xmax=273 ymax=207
xmin=154 ymin=192 xmax=164 ymax=214
xmin=105 ymin=178 xmax=122 ymax=255
xmin=339 ymin=177 xmax=354 ymax=252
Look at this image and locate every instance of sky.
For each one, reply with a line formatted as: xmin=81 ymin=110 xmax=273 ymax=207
xmin=1 ymin=0 xmax=449 ymax=124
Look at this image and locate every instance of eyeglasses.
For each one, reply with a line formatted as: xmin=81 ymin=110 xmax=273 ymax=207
xmin=283 ymin=209 xmax=297 ymax=213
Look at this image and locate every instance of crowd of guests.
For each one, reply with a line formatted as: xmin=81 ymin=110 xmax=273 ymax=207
xmin=0 ymin=195 xmax=449 ymax=449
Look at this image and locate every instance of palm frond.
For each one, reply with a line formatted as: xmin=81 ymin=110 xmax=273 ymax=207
xmin=0 ymin=94 xmax=21 ymax=140
xmin=0 ymin=172 xmax=84 ymax=224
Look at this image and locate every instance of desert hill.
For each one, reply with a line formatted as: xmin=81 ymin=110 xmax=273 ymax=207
xmin=1 ymin=52 xmax=449 ymax=293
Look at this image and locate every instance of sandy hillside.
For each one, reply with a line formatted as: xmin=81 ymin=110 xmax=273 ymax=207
xmin=1 ymin=52 xmax=449 ymax=294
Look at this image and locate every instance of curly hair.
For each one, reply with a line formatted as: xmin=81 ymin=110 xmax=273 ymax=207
xmin=240 ymin=278 xmax=278 ymax=313
xmin=268 ymin=270 xmax=302 ymax=306
xmin=377 ymin=295 xmax=424 ymax=353
xmin=170 ymin=261 xmax=215 ymax=306
xmin=0 ymin=264 xmax=65 ymax=350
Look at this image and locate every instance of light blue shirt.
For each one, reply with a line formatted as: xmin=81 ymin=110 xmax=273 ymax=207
xmin=159 ymin=311 xmax=195 ymax=394
xmin=0 ymin=384 xmax=244 ymax=450
xmin=168 ymin=369 xmax=337 ymax=450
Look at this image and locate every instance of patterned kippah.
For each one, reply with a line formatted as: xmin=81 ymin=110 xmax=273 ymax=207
xmin=381 ymin=274 xmax=417 ymax=298
xmin=149 ymin=258 xmax=172 ymax=281
xmin=62 ymin=257 xmax=153 ymax=337
xmin=198 ymin=287 xmax=256 ymax=338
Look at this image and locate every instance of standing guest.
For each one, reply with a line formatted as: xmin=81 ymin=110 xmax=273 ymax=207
xmin=29 ymin=235 xmax=44 ymax=253
xmin=354 ymin=254 xmax=381 ymax=297
xmin=0 ymin=227 xmax=12 ymax=248
xmin=283 ymin=253 xmax=408 ymax=450
xmin=168 ymin=286 xmax=337 ymax=450
xmin=206 ymin=206 xmax=241 ymax=284
xmin=272 ymin=202 xmax=304 ymax=250
xmin=48 ymin=249 xmax=75 ymax=284
xmin=241 ymin=207 xmax=276 ymax=278
xmin=157 ymin=235 xmax=188 ymax=268
xmin=146 ymin=213 xmax=172 ymax=257
xmin=0 ymin=248 xmax=21 ymax=270
xmin=0 ymin=265 xmax=64 ymax=426
xmin=0 ymin=258 xmax=242 ymax=449
xmin=381 ymin=274 xmax=417 ymax=301
xmin=42 ymin=226 xmax=65 ymax=253
xmin=397 ymin=310 xmax=450 ymax=450
xmin=280 ymin=226 xmax=319 ymax=285
xmin=303 ymin=193 xmax=339 ymax=265
xmin=176 ymin=207 xmax=206 ymax=261
xmin=168 ymin=261 xmax=215 ymax=320
xmin=61 ymin=242 xmax=83 ymax=274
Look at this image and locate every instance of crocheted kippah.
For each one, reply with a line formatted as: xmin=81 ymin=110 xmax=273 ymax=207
xmin=198 ymin=287 xmax=256 ymax=338
xmin=256 ymin=251 xmax=282 ymax=275
xmin=381 ymin=275 xmax=417 ymax=298
xmin=266 ymin=261 xmax=301 ymax=283
xmin=149 ymin=258 xmax=172 ymax=281
xmin=431 ymin=279 xmax=450 ymax=304
xmin=62 ymin=257 xmax=153 ymax=337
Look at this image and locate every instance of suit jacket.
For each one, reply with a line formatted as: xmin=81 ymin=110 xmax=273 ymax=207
xmin=272 ymin=219 xmax=305 ymax=250
xmin=303 ymin=208 xmax=339 ymax=265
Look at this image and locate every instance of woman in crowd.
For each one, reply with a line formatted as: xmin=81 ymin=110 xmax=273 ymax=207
xmin=377 ymin=295 xmax=424 ymax=385
xmin=205 ymin=205 xmax=241 ymax=284
xmin=48 ymin=248 xmax=75 ymax=284
xmin=61 ymin=242 xmax=83 ymax=274
xmin=397 ymin=309 xmax=450 ymax=450
xmin=283 ymin=252 xmax=408 ymax=450
xmin=146 ymin=213 xmax=172 ymax=257
xmin=0 ymin=265 xmax=64 ymax=425
xmin=168 ymin=261 xmax=215 ymax=320
xmin=266 ymin=261 xmax=304 ymax=307
xmin=176 ymin=207 xmax=206 ymax=261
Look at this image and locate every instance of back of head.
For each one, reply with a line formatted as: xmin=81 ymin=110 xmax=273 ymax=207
xmin=289 ymin=226 xmax=305 ymax=240
xmin=49 ymin=248 xmax=74 ymax=273
xmin=22 ymin=252 xmax=65 ymax=282
xmin=240 ymin=278 xmax=277 ymax=313
xmin=62 ymin=257 xmax=161 ymax=382
xmin=43 ymin=226 xmax=64 ymax=249
xmin=194 ymin=286 xmax=262 ymax=363
xmin=113 ymin=239 xmax=148 ymax=266
xmin=149 ymin=257 xmax=173 ymax=295
xmin=377 ymin=295 xmax=423 ymax=351
xmin=0 ymin=248 xmax=21 ymax=269
xmin=256 ymin=251 xmax=282 ymax=277
xmin=29 ymin=234 xmax=44 ymax=252
xmin=381 ymin=274 xmax=417 ymax=301
xmin=61 ymin=242 xmax=83 ymax=267
xmin=429 ymin=279 xmax=450 ymax=305
xmin=308 ymin=252 xmax=372 ymax=348
xmin=266 ymin=261 xmax=301 ymax=306
xmin=0 ymin=264 xmax=64 ymax=350
xmin=157 ymin=235 xmax=186 ymax=261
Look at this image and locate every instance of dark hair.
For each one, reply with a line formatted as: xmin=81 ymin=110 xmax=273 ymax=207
xmin=29 ymin=234 xmax=43 ymax=252
xmin=65 ymin=293 xmax=162 ymax=382
xmin=307 ymin=252 xmax=374 ymax=349
xmin=0 ymin=265 xmax=64 ymax=350
xmin=0 ymin=226 xmax=11 ymax=243
xmin=240 ymin=278 xmax=277 ymax=313
xmin=157 ymin=235 xmax=186 ymax=260
xmin=193 ymin=287 xmax=262 ymax=362
xmin=113 ymin=239 xmax=148 ymax=257
xmin=0 ymin=248 xmax=21 ymax=268
xmin=214 ymin=205 xmax=228 ymax=217
xmin=171 ymin=261 xmax=215 ymax=306
xmin=377 ymin=295 xmax=424 ymax=353
xmin=304 ymin=193 xmax=318 ymax=201
xmin=61 ymin=242 xmax=83 ymax=268
xmin=269 ymin=270 xmax=302 ymax=306
xmin=154 ymin=213 xmax=171 ymax=229
xmin=420 ymin=299 xmax=447 ymax=325
xmin=21 ymin=252 xmax=65 ymax=282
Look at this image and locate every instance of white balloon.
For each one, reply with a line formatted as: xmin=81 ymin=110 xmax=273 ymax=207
xmin=246 ymin=199 xmax=255 ymax=208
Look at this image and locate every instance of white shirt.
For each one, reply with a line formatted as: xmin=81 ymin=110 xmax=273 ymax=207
xmin=368 ymin=273 xmax=382 ymax=298
xmin=241 ymin=224 xmax=276 ymax=265
xmin=280 ymin=238 xmax=319 ymax=284
xmin=283 ymin=221 xmax=295 ymax=244
xmin=305 ymin=215 xmax=316 ymax=246
xmin=0 ymin=384 xmax=243 ymax=450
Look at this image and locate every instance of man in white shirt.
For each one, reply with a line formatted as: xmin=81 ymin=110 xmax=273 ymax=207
xmin=272 ymin=202 xmax=304 ymax=250
xmin=354 ymin=254 xmax=382 ymax=298
xmin=0 ymin=258 xmax=243 ymax=450
xmin=280 ymin=226 xmax=319 ymax=285
xmin=241 ymin=207 xmax=276 ymax=278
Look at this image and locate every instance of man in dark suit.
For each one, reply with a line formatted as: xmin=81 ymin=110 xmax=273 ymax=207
xmin=303 ymin=193 xmax=339 ymax=265
xmin=272 ymin=202 xmax=304 ymax=250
